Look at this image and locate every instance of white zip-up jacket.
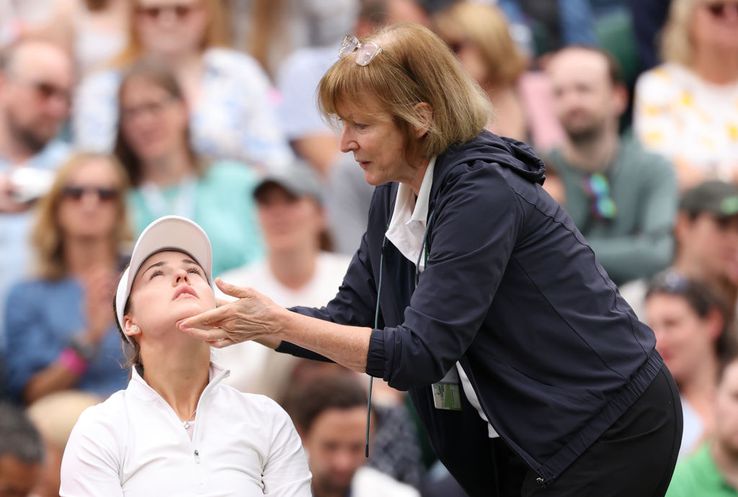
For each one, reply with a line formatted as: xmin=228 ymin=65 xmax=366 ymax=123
xmin=60 ymin=363 xmax=312 ymax=497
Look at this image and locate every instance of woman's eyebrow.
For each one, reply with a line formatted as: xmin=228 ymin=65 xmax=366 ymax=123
xmin=142 ymin=260 xmax=166 ymax=276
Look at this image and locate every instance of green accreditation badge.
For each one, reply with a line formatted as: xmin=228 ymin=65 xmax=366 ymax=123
xmin=432 ymin=366 xmax=462 ymax=411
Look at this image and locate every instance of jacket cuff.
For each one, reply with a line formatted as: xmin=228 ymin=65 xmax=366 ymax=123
xmin=366 ymin=329 xmax=386 ymax=377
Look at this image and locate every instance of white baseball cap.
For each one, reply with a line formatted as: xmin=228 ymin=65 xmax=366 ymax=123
xmin=115 ymin=216 xmax=212 ymax=337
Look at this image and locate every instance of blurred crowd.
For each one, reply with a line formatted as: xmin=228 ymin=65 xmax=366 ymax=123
xmin=0 ymin=0 xmax=737 ymax=496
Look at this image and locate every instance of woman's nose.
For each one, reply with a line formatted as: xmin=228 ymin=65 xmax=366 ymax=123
xmin=174 ymin=268 xmax=190 ymax=284
xmin=339 ymin=128 xmax=357 ymax=153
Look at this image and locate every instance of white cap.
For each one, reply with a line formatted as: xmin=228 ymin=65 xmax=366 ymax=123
xmin=115 ymin=216 xmax=212 ymax=338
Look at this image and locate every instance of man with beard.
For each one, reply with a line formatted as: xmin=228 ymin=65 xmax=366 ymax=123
xmin=0 ymin=38 xmax=73 ymax=350
xmin=544 ymin=46 xmax=677 ymax=286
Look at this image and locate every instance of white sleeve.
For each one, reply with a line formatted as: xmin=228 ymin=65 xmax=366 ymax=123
xmin=261 ymin=400 xmax=312 ymax=496
xmin=633 ymin=67 xmax=681 ymax=160
xmin=59 ymin=407 xmax=124 ymax=497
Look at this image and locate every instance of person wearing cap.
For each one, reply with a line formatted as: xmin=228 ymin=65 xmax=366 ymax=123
xmin=180 ymin=24 xmax=681 ymax=497
xmin=621 ymin=179 xmax=738 ymax=320
xmin=213 ymin=162 xmax=351 ymax=399
xmin=59 ymin=216 xmax=311 ymax=497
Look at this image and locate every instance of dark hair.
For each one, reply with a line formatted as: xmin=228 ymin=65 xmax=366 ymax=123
xmin=646 ymin=270 xmax=735 ymax=360
xmin=112 ymin=293 xmax=142 ymax=372
xmin=0 ymin=402 xmax=45 ymax=464
xmin=113 ymin=60 xmax=201 ymax=187
xmin=283 ymin=373 xmax=367 ymax=433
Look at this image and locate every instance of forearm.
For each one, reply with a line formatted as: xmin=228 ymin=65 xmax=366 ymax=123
xmin=274 ymin=309 xmax=372 ymax=373
xmin=24 ymin=362 xmax=81 ymax=404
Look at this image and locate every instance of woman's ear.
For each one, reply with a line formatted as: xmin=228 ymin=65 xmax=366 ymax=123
xmin=413 ymin=102 xmax=433 ymax=138
xmin=123 ymin=317 xmax=142 ymax=339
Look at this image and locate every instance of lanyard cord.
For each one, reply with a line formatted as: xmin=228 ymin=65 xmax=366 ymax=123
xmin=366 ymin=234 xmax=386 ymax=458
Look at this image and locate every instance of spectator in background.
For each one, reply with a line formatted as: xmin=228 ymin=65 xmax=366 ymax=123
xmin=0 ymin=38 xmax=73 ymax=350
xmin=496 ymin=0 xmax=598 ymax=59
xmin=74 ymin=0 xmax=293 ymax=170
xmin=544 ymin=46 xmax=677 ymax=285
xmin=634 ymin=0 xmax=738 ymax=189
xmin=4 ymin=152 xmax=130 ymax=405
xmin=277 ymin=0 xmax=429 ymax=175
xmin=645 ymin=272 xmax=733 ymax=458
xmin=34 ymin=0 xmax=129 ymax=76
xmin=215 ymin=163 xmax=351 ymax=398
xmin=665 ymin=351 xmax=738 ymax=497
xmin=113 ymin=61 xmax=263 ymax=276
xmin=627 ymin=0 xmax=672 ymax=72
xmin=284 ymin=372 xmax=419 ymax=497
xmin=0 ymin=402 xmax=44 ymax=497
xmin=620 ymin=180 xmax=738 ymax=319
xmin=433 ymin=2 xmax=528 ymax=142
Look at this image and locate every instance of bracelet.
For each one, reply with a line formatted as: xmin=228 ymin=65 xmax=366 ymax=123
xmin=59 ymin=348 xmax=88 ymax=376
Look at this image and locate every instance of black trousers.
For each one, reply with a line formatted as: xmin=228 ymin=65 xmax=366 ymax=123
xmin=489 ymin=367 xmax=683 ymax=497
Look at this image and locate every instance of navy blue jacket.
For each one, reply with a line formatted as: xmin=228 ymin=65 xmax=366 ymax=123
xmin=281 ymin=130 xmax=662 ymax=493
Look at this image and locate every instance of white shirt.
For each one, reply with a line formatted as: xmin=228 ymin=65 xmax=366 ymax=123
xmin=213 ymin=252 xmax=352 ymax=397
xmin=60 ymin=363 xmax=312 ymax=497
xmin=385 ymin=159 xmax=500 ymax=438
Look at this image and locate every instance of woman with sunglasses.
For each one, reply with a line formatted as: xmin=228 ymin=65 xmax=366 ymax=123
xmin=59 ymin=215 xmax=311 ymax=496
xmin=114 ymin=61 xmax=263 ymax=276
xmin=73 ymin=0 xmax=292 ymax=170
xmin=180 ymin=24 xmax=682 ymax=497
xmin=4 ymin=152 xmax=130 ymax=405
xmin=645 ymin=271 xmax=734 ymax=458
xmin=634 ymin=0 xmax=738 ymax=190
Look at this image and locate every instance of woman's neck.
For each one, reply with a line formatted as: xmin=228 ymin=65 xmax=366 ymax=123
xmin=65 ymin=236 xmax=116 ymax=276
xmin=268 ymin=245 xmax=319 ymax=290
xmin=692 ymin=46 xmax=738 ymax=85
xmin=141 ymin=338 xmax=211 ymax=421
xmin=142 ymin=148 xmax=195 ymax=187
xmin=681 ymin=355 xmax=719 ymax=431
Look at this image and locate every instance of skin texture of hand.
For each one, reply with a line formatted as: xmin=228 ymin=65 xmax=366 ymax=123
xmin=178 ymin=279 xmax=285 ymax=348
xmin=179 ymin=279 xmax=373 ymax=373
xmin=81 ymin=267 xmax=117 ymax=345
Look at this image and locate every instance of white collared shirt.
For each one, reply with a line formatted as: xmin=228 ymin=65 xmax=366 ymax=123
xmin=385 ymin=159 xmax=499 ymax=438
xmin=60 ymin=363 xmax=312 ymax=497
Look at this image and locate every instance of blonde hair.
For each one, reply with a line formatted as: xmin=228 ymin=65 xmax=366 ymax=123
xmin=113 ymin=0 xmax=230 ymax=67
xmin=433 ymin=2 xmax=527 ymax=88
xmin=318 ymin=23 xmax=491 ymax=159
xmin=661 ymin=0 xmax=699 ymax=66
xmin=31 ymin=152 xmax=132 ymax=280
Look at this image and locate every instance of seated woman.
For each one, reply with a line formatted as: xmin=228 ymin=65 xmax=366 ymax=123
xmin=645 ymin=271 xmax=734 ymax=457
xmin=634 ymin=0 xmax=738 ymax=189
xmin=114 ymin=60 xmax=264 ymax=276
xmin=4 ymin=152 xmax=131 ymax=405
xmin=73 ymin=0 xmax=292 ymax=170
xmin=59 ymin=216 xmax=311 ymax=496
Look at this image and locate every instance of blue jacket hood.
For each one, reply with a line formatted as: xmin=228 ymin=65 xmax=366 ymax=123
xmin=436 ymin=130 xmax=546 ymax=187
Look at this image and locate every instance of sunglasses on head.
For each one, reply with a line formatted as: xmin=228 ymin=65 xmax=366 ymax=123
xmin=61 ymin=186 xmax=119 ymax=202
xmin=136 ymin=2 xmax=200 ymax=21
xmin=703 ymin=1 xmax=738 ymax=18
xmin=338 ymin=34 xmax=382 ymax=66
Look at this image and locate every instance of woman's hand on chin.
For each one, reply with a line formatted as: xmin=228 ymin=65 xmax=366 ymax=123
xmin=177 ymin=278 xmax=284 ymax=349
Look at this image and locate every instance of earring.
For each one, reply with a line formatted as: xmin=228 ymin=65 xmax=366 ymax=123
xmin=129 ymin=324 xmax=140 ymax=333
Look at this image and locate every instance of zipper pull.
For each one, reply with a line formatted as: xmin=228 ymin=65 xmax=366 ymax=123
xmin=194 ymin=449 xmax=200 ymax=464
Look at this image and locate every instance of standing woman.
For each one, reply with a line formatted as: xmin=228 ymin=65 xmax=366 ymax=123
xmin=73 ymin=0 xmax=292 ymax=169
xmin=4 ymin=152 xmax=130 ymax=404
xmin=181 ymin=24 xmax=682 ymax=497
xmin=114 ymin=61 xmax=264 ymax=277
xmin=60 ymin=216 xmax=312 ymax=496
